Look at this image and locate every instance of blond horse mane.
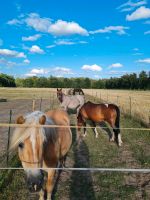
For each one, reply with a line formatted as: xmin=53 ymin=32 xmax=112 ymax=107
xmin=10 ymin=111 xmax=57 ymax=151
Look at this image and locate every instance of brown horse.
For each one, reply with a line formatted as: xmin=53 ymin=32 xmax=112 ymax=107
xmin=77 ymin=101 xmax=122 ymax=146
xmin=73 ymin=88 xmax=84 ymax=95
xmin=10 ymin=110 xmax=72 ymax=200
xmin=67 ymin=88 xmax=84 ymax=95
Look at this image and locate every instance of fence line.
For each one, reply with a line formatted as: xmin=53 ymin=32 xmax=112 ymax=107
xmin=0 ymin=123 xmax=150 ymax=131
xmin=0 ymin=167 xmax=149 ymax=173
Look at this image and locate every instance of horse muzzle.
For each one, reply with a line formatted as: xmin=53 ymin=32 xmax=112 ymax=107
xmin=26 ymin=170 xmax=44 ymax=193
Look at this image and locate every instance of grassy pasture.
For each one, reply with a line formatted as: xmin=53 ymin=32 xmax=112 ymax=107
xmin=0 ymin=88 xmax=150 ymax=200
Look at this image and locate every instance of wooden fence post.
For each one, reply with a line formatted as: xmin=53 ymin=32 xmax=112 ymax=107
xmin=39 ymin=98 xmax=42 ymax=111
xmin=117 ymin=96 xmax=119 ymax=105
xmin=32 ymin=99 xmax=35 ymax=111
xmin=149 ymin=111 xmax=150 ymax=127
xmin=6 ymin=109 xmax=12 ymax=166
xmin=129 ymin=96 xmax=132 ymax=117
xmin=50 ymin=94 xmax=51 ymax=108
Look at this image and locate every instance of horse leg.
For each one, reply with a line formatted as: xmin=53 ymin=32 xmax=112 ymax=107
xmin=92 ymin=122 xmax=98 ymax=138
xmin=46 ymin=169 xmax=55 ymax=200
xmin=39 ymin=189 xmax=44 ymax=200
xmin=60 ymin=155 xmax=67 ymax=168
xmin=83 ymin=121 xmax=87 ymax=137
xmin=108 ymin=119 xmax=122 ymax=146
xmin=99 ymin=121 xmax=113 ymax=141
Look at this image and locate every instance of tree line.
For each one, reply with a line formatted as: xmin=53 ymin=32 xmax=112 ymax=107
xmin=0 ymin=71 xmax=149 ymax=90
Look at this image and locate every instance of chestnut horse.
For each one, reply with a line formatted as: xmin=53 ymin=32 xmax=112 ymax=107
xmin=77 ymin=101 xmax=122 ymax=146
xmin=10 ymin=110 xmax=72 ymax=200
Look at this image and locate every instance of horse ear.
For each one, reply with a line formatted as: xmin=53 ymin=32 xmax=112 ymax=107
xmin=57 ymin=88 xmax=58 ymax=91
xmin=39 ymin=115 xmax=46 ymax=125
xmin=16 ymin=116 xmax=25 ymax=124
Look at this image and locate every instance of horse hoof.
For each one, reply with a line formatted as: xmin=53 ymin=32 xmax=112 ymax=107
xmin=109 ymin=138 xmax=114 ymax=142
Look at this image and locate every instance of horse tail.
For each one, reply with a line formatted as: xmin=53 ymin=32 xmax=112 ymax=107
xmin=113 ymin=105 xmax=120 ymax=143
xmin=113 ymin=105 xmax=120 ymax=135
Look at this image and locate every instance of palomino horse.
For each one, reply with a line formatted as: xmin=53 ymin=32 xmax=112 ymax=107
xmin=57 ymin=88 xmax=85 ymax=115
xmin=77 ymin=101 xmax=123 ymax=146
xmin=10 ymin=110 xmax=72 ymax=200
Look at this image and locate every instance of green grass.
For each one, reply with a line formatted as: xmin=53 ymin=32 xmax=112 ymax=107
xmin=0 ymin=89 xmax=150 ymax=199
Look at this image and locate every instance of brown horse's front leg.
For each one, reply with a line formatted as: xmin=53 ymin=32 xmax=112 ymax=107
xmin=46 ymin=169 xmax=55 ymax=200
xmin=83 ymin=121 xmax=87 ymax=137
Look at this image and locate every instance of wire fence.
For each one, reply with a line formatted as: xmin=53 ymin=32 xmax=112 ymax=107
xmin=0 ymin=90 xmax=150 ymax=173
xmin=84 ymin=89 xmax=150 ymax=126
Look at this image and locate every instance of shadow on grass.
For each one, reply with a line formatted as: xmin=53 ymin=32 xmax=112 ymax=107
xmin=69 ymin=126 xmax=96 ymax=200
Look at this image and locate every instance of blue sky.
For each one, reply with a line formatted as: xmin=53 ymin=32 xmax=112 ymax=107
xmin=0 ymin=0 xmax=150 ymax=79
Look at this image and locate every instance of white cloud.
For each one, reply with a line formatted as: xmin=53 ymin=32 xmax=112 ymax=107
xmin=133 ymin=52 xmax=143 ymax=55
xmin=52 ymin=67 xmax=73 ymax=74
xmin=23 ymin=59 xmax=30 ymax=64
xmin=133 ymin=48 xmax=139 ymax=51
xmin=31 ymin=68 xmax=47 ymax=74
xmin=126 ymin=6 xmax=150 ymax=21
xmin=16 ymin=13 xmax=88 ymax=36
xmin=25 ymin=68 xmax=48 ymax=77
xmin=47 ymin=40 xmax=88 ymax=48
xmin=7 ymin=18 xmax=23 ymax=25
xmin=55 ymin=40 xmax=75 ymax=45
xmin=0 ymin=58 xmax=17 ymax=67
xmin=29 ymin=45 xmax=44 ymax=54
xmin=82 ymin=64 xmax=102 ymax=71
xmin=25 ymin=13 xmax=52 ymax=32
xmin=90 ymin=26 xmax=129 ymax=35
xmin=25 ymin=73 xmax=37 ymax=77
xmin=46 ymin=45 xmax=56 ymax=48
xmin=48 ymin=20 xmax=88 ymax=36
xmin=22 ymin=34 xmax=41 ymax=41
xmin=144 ymin=30 xmax=150 ymax=34
xmin=15 ymin=3 xmax=21 ymax=12
xmin=109 ymin=63 xmax=123 ymax=69
xmin=117 ymin=0 xmax=147 ymax=12
xmin=79 ymin=41 xmax=88 ymax=44
xmin=0 ymin=49 xmax=26 ymax=58
xmin=108 ymin=70 xmax=128 ymax=75
xmin=137 ymin=58 xmax=150 ymax=63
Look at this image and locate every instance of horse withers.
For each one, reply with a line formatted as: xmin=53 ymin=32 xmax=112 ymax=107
xmin=10 ymin=110 xmax=72 ymax=200
xmin=57 ymin=88 xmax=85 ymax=115
xmin=77 ymin=101 xmax=123 ymax=146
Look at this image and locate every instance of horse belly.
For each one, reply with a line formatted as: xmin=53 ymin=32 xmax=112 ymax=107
xmin=68 ymin=99 xmax=79 ymax=110
xmin=59 ymin=128 xmax=72 ymax=156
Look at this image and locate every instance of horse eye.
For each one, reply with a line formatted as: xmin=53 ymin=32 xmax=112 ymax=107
xmin=19 ymin=142 xmax=24 ymax=149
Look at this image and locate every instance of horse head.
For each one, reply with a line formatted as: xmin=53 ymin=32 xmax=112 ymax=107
xmin=57 ymin=88 xmax=63 ymax=102
xmin=10 ymin=111 xmax=47 ymax=193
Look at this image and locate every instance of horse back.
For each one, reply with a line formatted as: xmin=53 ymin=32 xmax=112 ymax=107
xmin=80 ymin=102 xmax=118 ymax=122
xmin=45 ymin=109 xmax=72 ymax=158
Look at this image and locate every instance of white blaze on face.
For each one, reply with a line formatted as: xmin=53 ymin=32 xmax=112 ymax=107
xmin=105 ymin=104 xmax=109 ymax=107
xmin=30 ymin=133 xmax=36 ymax=162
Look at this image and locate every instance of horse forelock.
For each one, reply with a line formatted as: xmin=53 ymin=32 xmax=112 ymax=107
xmin=10 ymin=111 xmax=50 ymax=151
